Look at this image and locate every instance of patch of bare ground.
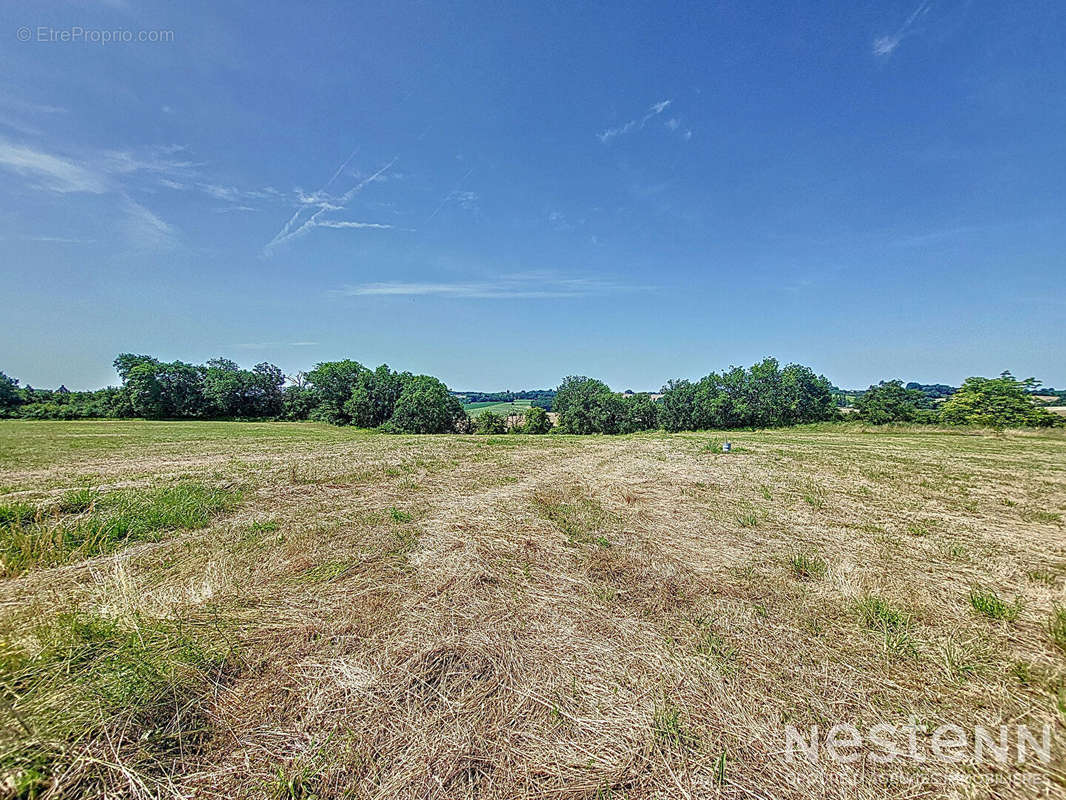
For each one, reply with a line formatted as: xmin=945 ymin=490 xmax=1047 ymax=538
xmin=1 ymin=421 xmax=1065 ymax=798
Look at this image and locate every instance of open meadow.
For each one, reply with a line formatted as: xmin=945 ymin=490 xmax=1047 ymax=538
xmin=463 ymin=399 xmax=534 ymax=417
xmin=1 ymin=420 xmax=1065 ymax=798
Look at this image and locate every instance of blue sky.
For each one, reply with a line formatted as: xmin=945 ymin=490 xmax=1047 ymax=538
xmin=1 ymin=1 xmax=1064 ymax=391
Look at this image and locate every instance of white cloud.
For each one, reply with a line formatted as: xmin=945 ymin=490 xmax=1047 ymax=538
xmin=316 ymin=220 xmax=396 ymax=230
xmin=873 ymin=36 xmax=900 ymax=56
xmin=873 ymin=0 xmax=933 ymax=58
xmin=233 ymin=341 xmax=320 ymax=349
xmin=334 ymin=274 xmax=646 ymax=300
xmin=0 ymin=138 xmax=182 ymax=250
xmin=0 ymin=235 xmax=97 ymax=244
xmin=598 ymin=99 xmax=673 ymax=143
xmin=0 ymin=139 xmax=107 ymax=193
xmin=120 ymin=198 xmax=176 ymax=250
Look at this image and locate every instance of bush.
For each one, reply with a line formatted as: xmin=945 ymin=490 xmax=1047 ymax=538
xmin=855 ymin=380 xmax=923 ymax=424
xmin=474 ymin=410 xmax=507 ymax=434
xmin=523 ymin=405 xmax=553 ymax=434
xmin=620 ymin=393 xmax=659 ymax=433
xmin=386 ymin=376 xmax=467 ymax=434
xmin=554 ymin=376 xmax=620 ymax=434
xmin=941 ymin=373 xmax=1063 ymax=428
xmin=0 ymin=371 xmax=19 ymax=410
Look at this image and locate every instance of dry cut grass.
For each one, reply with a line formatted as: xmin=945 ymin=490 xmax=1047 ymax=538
xmin=0 ymin=420 xmax=1064 ymax=799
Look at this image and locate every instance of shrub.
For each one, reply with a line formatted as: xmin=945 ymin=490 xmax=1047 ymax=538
xmin=523 ymin=405 xmax=553 ymax=434
xmin=386 ymin=376 xmax=467 ymax=434
xmin=474 ymin=410 xmax=507 ymax=434
xmin=941 ymin=373 xmax=1063 ymax=428
xmin=855 ymin=380 xmax=922 ymax=424
xmin=620 ymin=393 xmax=659 ymax=433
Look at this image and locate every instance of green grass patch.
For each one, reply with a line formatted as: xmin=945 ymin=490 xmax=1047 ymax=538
xmin=1049 ymin=605 xmax=1066 ymax=653
xmin=856 ymin=595 xmax=916 ymax=656
xmin=789 ymin=552 xmax=827 ymax=581
xmin=0 ymin=483 xmax=241 ymax=575
xmin=969 ymin=588 xmax=1019 ymax=621
xmin=652 ymin=701 xmax=699 ymax=752
xmin=532 ymin=490 xmax=615 ymax=547
xmin=696 ymin=626 xmax=738 ymax=672
xmin=388 ymin=507 xmax=412 ymax=523
xmin=463 ymin=399 xmax=533 ymax=417
xmin=0 ymin=610 xmax=233 ymax=796
xmin=299 ymin=560 xmax=352 ymax=583
xmin=0 ymin=501 xmax=36 ymax=528
xmin=736 ymin=510 xmax=759 ymax=528
xmin=56 ymin=487 xmax=100 ymax=514
xmin=858 ymin=595 xmax=908 ymax=631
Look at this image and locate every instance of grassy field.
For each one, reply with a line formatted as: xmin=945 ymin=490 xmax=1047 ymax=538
xmin=1 ymin=420 xmax=1065 ymax=798
xmin=463 ymin=399 xmax=534 ymax=417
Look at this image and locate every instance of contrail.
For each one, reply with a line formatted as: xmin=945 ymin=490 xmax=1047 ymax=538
xmin=426 ymin=167 xmax=475 ymax=222
xmin=264 ymin=155 xmax=397 ymax=253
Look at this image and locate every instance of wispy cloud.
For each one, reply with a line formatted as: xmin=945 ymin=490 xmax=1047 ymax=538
xmin=0 ymin=94 xmax=67 ymax=116
xmin=0 ymin=139 xmax=107 ymax=193
xmin=232 ymin=341 xmax=320 ymax=349
xmin=333 ymin=273 xmax=648 ymax=300
xmin=0 ymin=235 xmax=97 ymax=244
xmin=120 ymin=198 xmax=176 ymax=250
xmin=316 ymin=220 xmax=396 ymax=230
xmin=598 ymin=99 xmax=673 ymax=143
xmin=0 ymin=133 xmax=292 ymax=250
xmin=263 ymin=156 xmax=399 ymax=253
xmin=873 ymin=0 xmax=933 ymax=57
xmin=0 ymin=137 xmax=179 ymax=250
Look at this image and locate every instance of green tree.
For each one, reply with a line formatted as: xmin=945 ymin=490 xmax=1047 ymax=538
xmin=113 ymin=353 xmax=160 ymax=382
xmin=202 ymin=358 xmax=245 ymax=417
xmin=474 ymin=410 xmax=507 ymax=434
xmin=386 ymin=375 xmax=466 ymax=433
xmin=780 ymin=363 xmax=839 ymax=425
xmin=522 ymin=405 xmax=553 ymax=434
xmin=281 ymin=386 xmax=318 ymax=420
xmin=250 ymin=362 xmax=286 ymax=417
xmin=0 ymin=370 xmax=20 ymax=410
xmin=940 ymin=372 xmax=1061 ymax=428
xmin=307 ymin=360 xmax=369 ymax=425
xmin=123 ymin=360 xmax=205 ymax=419
xmin=855 ymin=380 xmax=922 ymax=424
xmin=620 ymin=392 xmax=659 ymax=433
xmin=344 ymin=365 xmax=410 ymax=428
xmin=553 ymin=376 xmax=614 ymax=434
xmin=658 ymin=379 xmax=698 ymax=432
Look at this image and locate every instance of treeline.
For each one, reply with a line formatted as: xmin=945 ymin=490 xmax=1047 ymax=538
xmin=1 ymin=355 xmax=1060 ymax=432
xmin=553 ymin=359 xmax=839 ymax=434
xmin=855 ymin=375 xmax=1061 ymax=428
xmin=0 ymin=355 xmax=465 ymax=433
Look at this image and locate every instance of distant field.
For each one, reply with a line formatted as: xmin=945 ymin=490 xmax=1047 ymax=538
xmin=1 ymin=419 xmax=1065 ymax=798
xmin=463 ymin=398 xmax=533 ymax=416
